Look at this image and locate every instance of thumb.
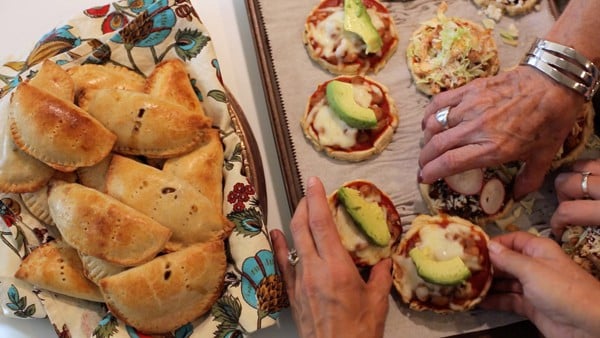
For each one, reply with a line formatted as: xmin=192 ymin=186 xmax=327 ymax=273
xmin=367 ymin=258 xmax=393 ymax=295
xmin=487 ymin=241 xmax=536 ymax=283
xmin=514 ymin=157 xmax=551 ymax=200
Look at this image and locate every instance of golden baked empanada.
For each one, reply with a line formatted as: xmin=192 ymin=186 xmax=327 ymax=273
xmin=9 ymin=82 xmax=117 ymax=172
xmin=162 ymin=128 xmax=224 ymax=209
xmin=0 ymin=117 xmax=54 ymax=193
xmin=30 ymin=60 xmax=74 ymax=102
xmin=79 ymin=253 xmax=127 ymax=285
xmin=99 ymin=241 xmax=226 ymax=334
xmin=14 ymin=240 xmax=104 ymax=302
xmin=78 ymin=89 xmax=212 ymax=158
xmin=48 ymin=182 xmax=172 ymax=266
xmin=146 ymin=59 xmax=209 ymax=119
xmin=105 ymin=155 xmax=232 ymax=251
xmin=67 ymin=63 xmax=146 ymax=95
xmin=21 ymin=185 xmax=54 ymax=226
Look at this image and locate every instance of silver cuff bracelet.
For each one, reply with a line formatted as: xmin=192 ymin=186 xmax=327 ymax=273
xmin=521 ymin=38 xmax=600 ymax=101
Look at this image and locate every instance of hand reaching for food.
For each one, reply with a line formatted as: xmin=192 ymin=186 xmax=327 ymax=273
xmin=419 ymin=65 xmax=585 ymax=200
xmin=480 ymin=231 xmax=600 ymax=338
xmin=270 ymin=177 xmax=391 ymax=338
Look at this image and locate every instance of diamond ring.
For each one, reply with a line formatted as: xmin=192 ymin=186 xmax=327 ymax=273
xmin=434 ymin=106 xmax=451 ymax=129
xmin=288 ymin=248 xmax=299 ymax=267
xmin=581 ymin=171 xmax=592 ymax=199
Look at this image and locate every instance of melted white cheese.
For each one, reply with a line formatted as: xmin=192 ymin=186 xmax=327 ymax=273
xmin=418 ymin=223 xmax=465 ymax=261
xmin=308 ymin=8 xmax=385 ymax=59
xmin=310 ymin=102 xmax=358 ymax=147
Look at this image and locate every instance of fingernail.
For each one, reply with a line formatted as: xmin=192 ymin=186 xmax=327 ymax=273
xmin=269 ymin=230 xmax=279 ymax=240
xmin=417 ymin=170 xmax=423 ymax=183
xmin=487 ymin=240 xmax=504 ymax=254
xmin=307 ymin=176 xmax=319 ymax=188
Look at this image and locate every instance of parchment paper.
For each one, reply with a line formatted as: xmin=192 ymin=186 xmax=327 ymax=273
xmin=257 ymin=0 xmax=558 ymax=336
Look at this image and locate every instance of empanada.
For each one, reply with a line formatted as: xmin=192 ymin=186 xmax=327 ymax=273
xmin=105 ymin=155 xmax=232 ymax=250
xmin=67 ymin=63 xmax=146 ymax=96
xmin=79 ymin=253 xmax=127 ymax=285
xmin=146 ymin=59 xmax=209 ymax=119
xmin=162 ymin=128 xmax=224 ymax=209
xmin=14 ymin=240 xmax=104 ymax=302
xmin=48 ymin=182 xmax=172 ymax=266
xmin=8 ymin=82 xmax=117 ymax=172
xmin=30 ymin=60 xmax=74 ymax=102
xmin=0 ymin=116 xmax=54 ymax=193
xmin=78 ymin=89 xmax=212 ymax=158
xmin=99 ymin=241 xmax=227 ymax=334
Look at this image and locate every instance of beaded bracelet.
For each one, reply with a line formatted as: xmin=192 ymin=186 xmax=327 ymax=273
xmin=521 ymin=38 xmax=600 ymax=101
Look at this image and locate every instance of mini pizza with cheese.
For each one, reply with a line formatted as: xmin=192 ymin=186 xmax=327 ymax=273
xmin=407 ymin=1 xmax=499 ymax=96
xmin=303 ymin=0 xmax=398 ymax=75
xmin=472 ymin=0 xmax=540 ymax=17
xmin=327 ymin=180 xmax=402 ymax=266
xmin=419 ymin=163 xmax=520 ymax=226
xmin=301 ymin=75 xmax=398 ymax=162
xmin=392 ymin=214 xmax=492 ymax=313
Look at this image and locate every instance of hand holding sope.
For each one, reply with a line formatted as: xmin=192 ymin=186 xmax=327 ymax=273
xmin=270 ymin=177 xmax=392 ymax=338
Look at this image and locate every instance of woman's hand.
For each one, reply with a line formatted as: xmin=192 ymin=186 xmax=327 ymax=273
xmin=551 ymin=159 xmax=600 ymax=238
xmin=419 ymin=66 xmax=584 ymax=199
xmin=270 ymin=177 xmax=391 ymax=338
xmin=480 ymin=231 xmax=600 ymax=338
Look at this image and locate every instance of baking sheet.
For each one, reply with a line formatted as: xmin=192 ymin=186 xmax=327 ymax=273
xmin=247 ymin=0 xmax=558 ymax=336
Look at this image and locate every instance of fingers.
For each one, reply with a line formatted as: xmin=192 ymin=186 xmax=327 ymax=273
xmin=550 ymin=200 xmax=600 ymax=238
xmin=479 ymin=293 xmax=529 ymax=318
xmin=367 ymin=258 xmax=393 ymax=296
xmin=555 ymin=170 xmax=600 ymax=202
xmin=422 ymin=105 xmax=464 ymax=143
xmin=422 ymin=85 xmax=468 ymax=123
xmin=304 ymin=176 xmax=348 ymax=259
xmin=418 ymin=141 xmax=495 ymax=183
xmin=289 ymin=196 xmax=318 ymax=262
xmin=486 ymin=235 xmax=541 ymax=283
xmin=270 ymin=229 xmax=296 ymax=299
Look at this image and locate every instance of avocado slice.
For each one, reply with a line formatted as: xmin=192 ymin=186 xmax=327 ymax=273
xmin=338 ymin=186 xmax=391 ymax=246
xmin=326 ymin=80 xmax=377 ymax=129
xmin=343 ymin=0 xmax=383 ymax=53
xmin=409 ymin=247 xmax=471 ymax=286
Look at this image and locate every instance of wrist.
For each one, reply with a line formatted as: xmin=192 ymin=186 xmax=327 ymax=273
xmin=521 ymin=39 xmax=600 ymax=101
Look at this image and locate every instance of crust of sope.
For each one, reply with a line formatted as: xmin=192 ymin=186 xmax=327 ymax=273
xmin=300 ymin=75 xmax=399 ymax=162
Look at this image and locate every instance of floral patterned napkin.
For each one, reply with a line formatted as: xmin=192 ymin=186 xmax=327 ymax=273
xmin=0 ymin=1 xmax=287 ymax=337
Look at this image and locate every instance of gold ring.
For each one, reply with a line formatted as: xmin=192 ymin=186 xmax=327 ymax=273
xmin=435 ymin=106 xmax=451 ymax=129
xmin=288 ymin=248 xmax=299 ymax=266
xmin=581 ymin=171 xmax=592 ymax=199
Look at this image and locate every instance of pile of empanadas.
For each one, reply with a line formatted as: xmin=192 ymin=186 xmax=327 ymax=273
xmin=1 ymin=58 xmax=233 ymax=334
